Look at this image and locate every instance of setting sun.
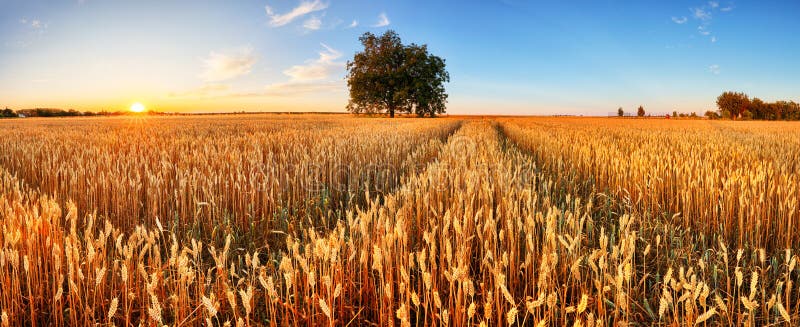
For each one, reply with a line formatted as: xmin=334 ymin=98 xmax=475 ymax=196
xmin=130 ymin=102 xmax=146 ymax=113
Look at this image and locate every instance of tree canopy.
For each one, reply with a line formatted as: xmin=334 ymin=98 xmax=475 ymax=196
xmin=1 ymin=108 xmax=15 ymax=118
xmin=716 ymin=91 xmax=800 ymax=120
xmin=716 ymin=91 xmax=750 ymax=119
xmin=346 ymin=30 xmax=449 ymax=118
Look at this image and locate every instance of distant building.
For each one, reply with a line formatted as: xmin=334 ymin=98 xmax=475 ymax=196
xmin=18 ymin=114 xmax=26 ymax=118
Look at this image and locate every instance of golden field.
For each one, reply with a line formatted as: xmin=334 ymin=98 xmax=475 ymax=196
xmin=0 ymin=115 xmax=798 ymax=326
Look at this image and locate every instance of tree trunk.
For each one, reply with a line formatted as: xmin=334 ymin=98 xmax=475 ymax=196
xmin=389 ymin=105 xmax=395 ymax=118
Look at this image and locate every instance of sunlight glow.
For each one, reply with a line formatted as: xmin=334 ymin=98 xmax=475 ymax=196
xmin=130 ymin=102 xmax=146 ymax=113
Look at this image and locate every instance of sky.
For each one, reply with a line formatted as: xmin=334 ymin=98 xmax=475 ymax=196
xmin=1 ymin=0 xmax=798 ymax=115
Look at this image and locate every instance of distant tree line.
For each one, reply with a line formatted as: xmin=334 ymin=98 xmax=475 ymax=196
xmin=617 ymin=92 xmax=798 ymax=121
xmin=0 ymin=108 xmax=164 ymax=118
xmin=616 ymin=106 xmax=647 ymax=117
xmin=672 ymin=111 xmax=700 ymax=119
xmin=18 ymin=108 xmax=103 ymax=117
xmin=716 ymin=91 xmax=800 ymax=120
xmin=1 ymin=108 xmax=17 ymax=118
xmin=704 ymin=111 xmax=720 ymax=119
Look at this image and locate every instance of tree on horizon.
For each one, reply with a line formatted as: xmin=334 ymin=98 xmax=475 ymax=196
xmin=345 ymin=30 xmax=449 ymax=118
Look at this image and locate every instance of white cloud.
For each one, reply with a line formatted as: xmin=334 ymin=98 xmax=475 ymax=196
xmin=692 ymin=7 xmax=712 ymax=20
xmin=282 ymin=43 xmax=342 ymax=82
xmin=671 ymin=16 xmax=688 ymax=24
xmin=672 ymin=1 xmax=733 ymax=44
xmin=200 ymin=46 xmax=257 ymax=82
xmin=303 ymin=16 xmax=322 ymax=31
xmin=259 ymin=44 xmax=345 ymax=96
xmin=709 ymin=64 xmax=720 ymax=74
xmin=184 ymin=45 xmax=344 ymax=99
xmin=372 ymin=12 xmax=390 ymax=27
xmin=348 ymin=20 xmax=358 ymax=28
xmin=265 ymin=0 xmax=328 ymax=27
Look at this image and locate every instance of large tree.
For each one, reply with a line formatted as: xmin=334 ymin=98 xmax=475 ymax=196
xmin=716 ymin=91 xmax=750 ymax=119
xmin=346 ymin=31 xmax=449 ymax=118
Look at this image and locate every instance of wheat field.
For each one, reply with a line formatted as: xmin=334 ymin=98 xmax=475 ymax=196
xmin=0 ymin=115 xmax=798 ymax=326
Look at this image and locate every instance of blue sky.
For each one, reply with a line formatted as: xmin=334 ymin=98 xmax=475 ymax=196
xmin=1 ymin=0 xmax=798 ymax=115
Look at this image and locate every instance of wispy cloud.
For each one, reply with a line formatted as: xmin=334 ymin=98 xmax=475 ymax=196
xmin=303 ymin=16 xmax=322 ymax=31
xmin=264 ymin=81 xmax=342 ymax=96
xmin=169 ymin=84 xmax=231 ymax=98
xmin=257 ymin=44 xmax=345 ymax=97
xmin=283 ymin=44 xmax=342 ymax=82
xmin=265 ymin=0 xmax=328 ymax=27
xmin=372 ymin=12 xmax=390 ymax=27
xmin=709 ymin=64 xmax=720 ymax=75
xmin=200 ymin=46 xmax=257 ymax=82
xmin=219 ymin=81 xmax=343 ymax=98
xmin=20 ymin=18 xmax=48 ymax=31
xmin=672 ymin=2 xmax=733 ymax=44
xmin=9 ymin=18 xmax=48 ymax=48
xmin=185 ymin=45 xmax=344 ymax=99
xmin=348 ymin=20 xmax=358 ymax=28
xmin=691 ymin=7 xmax=712 ymax=20
xmin=671 ymin=16 xmax=688 ymax=24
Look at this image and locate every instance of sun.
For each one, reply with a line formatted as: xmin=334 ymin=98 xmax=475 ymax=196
xmin=130 ymin=102 xmax=146 ymax=113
